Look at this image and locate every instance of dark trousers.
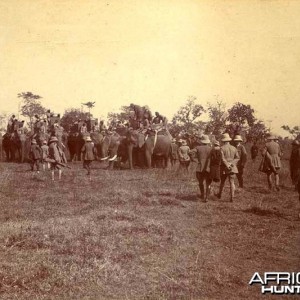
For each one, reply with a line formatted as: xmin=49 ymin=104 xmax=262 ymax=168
xmin=196 ymin=171 xmax=212 ymax=199
xmin=30 ymin=159 xmax=40 ymax=171
xmin=83 ymin=160 xmax=92 ymax=174
xmin=236 ymin=166 xmax=244 ymax=188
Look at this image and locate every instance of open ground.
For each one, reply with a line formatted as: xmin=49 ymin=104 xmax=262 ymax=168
xmin=0 ymin=156 xmax=299 ymax=300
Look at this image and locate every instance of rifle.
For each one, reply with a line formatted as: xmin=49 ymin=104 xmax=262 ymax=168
xmin=44 ymin=158 xmax=71 ymax=169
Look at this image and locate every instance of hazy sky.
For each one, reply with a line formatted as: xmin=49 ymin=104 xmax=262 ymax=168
xmin=0 ymin=0 xmax=299 ymax=135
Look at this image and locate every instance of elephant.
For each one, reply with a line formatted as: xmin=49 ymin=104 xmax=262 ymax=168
xmin=144 ymin=133 xmax=171 ymax=168
xmin=90 ymin=131 xmax=122 ymax=169
xmin=67 ymin=132 xmax=89 ymax=161
xmin=123 ymin=129 xmax=171 ymax=169
xmin=2 ymin=131 xmax=30 ymax=162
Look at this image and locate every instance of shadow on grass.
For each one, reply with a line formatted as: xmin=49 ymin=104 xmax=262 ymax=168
xmin=247 ymin=185 xmax=272 ymax=194
xmin=175 ymin=194 xmax=198 ymax=202
xmin=242 ymin=206 xmax=288 ymax=219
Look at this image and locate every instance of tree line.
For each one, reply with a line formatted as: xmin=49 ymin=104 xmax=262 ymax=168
xmin=1 ymin=91 xmax=299 ymax=141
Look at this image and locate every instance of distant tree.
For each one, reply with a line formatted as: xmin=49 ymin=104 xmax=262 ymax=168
xmin=171 ymin=96 xmax=205 ymax=132
xmin=246 ymin=120 xmax=268 ymax=142
xmin=107 ymin=105 xmax=131 ymax=127
xmin=205 ymin=101 xmax=227 ymax=136
xmin=281 ymin=125 xmax=300 ymax=139
xmin=82 ymin=101 xmax=95 ymax=119
xmin=18 ymin=92 xmax=45 ymax=130
xmin=60 ymin=109 xmax=90 ymax=131
xmin=0 ymin=112 xmax=9 ymax=132
xmin=226 ymin=102 xmax=256 ymax=137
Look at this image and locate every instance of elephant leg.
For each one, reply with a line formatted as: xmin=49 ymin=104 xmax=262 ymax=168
xmin=128 ymin=144 xmax=134 ymax=169
xmin=145 ymin=150 xmax=152 ymax=168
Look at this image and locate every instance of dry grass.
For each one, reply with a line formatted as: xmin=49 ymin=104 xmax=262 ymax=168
xmin=0 ymin=156 xmax=299 ymax=300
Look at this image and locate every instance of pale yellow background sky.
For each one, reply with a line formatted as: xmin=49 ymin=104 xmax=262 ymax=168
xmin=0 ymin=0 xmax=299 ymax=135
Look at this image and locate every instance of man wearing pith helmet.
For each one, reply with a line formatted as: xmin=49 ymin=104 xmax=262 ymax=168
xmin=81 ymin=136 xmax=96 ymax=178
xmin=233 ymin=134 xmax=247 ymax=188
xmin=264 ymin=134 xmax=282 ymax=191
xmin=190 ymin=134 xmax=212 ymax=201
xmin=48 ymin=136 xmax=63 ymax=181
xmin=216 ymin=133 xmax=240 ymax=202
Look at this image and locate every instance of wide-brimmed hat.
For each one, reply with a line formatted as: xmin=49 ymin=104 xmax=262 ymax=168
xmin=31 ymin=139 xmax=37 ymax=144
xmin=181 ymin=140 xmax=187 ymax=146
xmin=178 ymin=139 xmax=183 ymax=143
xmin=49 ymin=136 xmax=58 ymax=143
xmin=221 ymin=133 xmax=232 ymax=142
xmin=200 ymin=135 xmax=210 ymax=144
xmin=214 ymin=140 xmax=220 ymax=146
xmin=86 ymin=136 xmax=92 ymax=142
xmin=267 ymin=134 xmax=277 ymax=140
xmin=172 ymin=138 xmax=176 ymax=142
xmin=233 ymin=135 xmax=243 ymax=142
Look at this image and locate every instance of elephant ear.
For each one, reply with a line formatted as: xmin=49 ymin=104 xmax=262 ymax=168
xmin=137 ymin=133 xmax=145 ymax=148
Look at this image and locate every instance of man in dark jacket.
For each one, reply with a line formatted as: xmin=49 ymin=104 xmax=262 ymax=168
xmin=29 ymin=139 xmax=41 ymax=173
xmin=81 ymin=136 xmax=96 ymax=177
xmin=190 ymin=135 xmax=212 ymax=201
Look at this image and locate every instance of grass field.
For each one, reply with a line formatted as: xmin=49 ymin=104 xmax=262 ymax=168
xmin=0 ymin=157 xmax=299 ymax=300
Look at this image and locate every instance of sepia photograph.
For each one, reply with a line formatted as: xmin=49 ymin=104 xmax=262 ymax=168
xmin=0 ymin=0 xmax=299 ymax=299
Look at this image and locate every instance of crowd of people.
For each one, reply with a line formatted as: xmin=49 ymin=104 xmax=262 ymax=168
xmin=170 ymin=133 xmax=300 ymax=208
xmin=4 ymin=109 xmax=300 ymax=213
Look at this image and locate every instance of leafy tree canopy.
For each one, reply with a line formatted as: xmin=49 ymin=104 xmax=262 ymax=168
xmin=171 ymin=96 xmax=205 ymax=132
xmin=61 ymin=109 xmax=91 ymax=131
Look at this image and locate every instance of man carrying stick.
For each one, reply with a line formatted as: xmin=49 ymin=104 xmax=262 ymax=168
xmin=48 ymin=136 xmax=68 ymax=181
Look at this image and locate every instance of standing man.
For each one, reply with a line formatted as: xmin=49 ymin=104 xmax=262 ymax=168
xmin=170 ymin=138 xmax=179 ymax=167
xmin=233 ymin=135 xmax=247 ymax=188
xmin=216 ymin=133 xmax=240 ymax=202
xmin=290 ymin=140 xmax=300 ymax=190
xmin=192 ymin=135 xmax=212 ymax=201
xmin=264 ymin=134 xmax=282 ymax=191
xmin=41 ymin=140 xmax=50 ymax=171
xmin=177 ymin=140 xmax=191 ymax=173
xmin=48 ymin=136 xmax=64 ymax=181
xmin=251 ymin=141 xmax=259 ymax=161
xmin=81 ymin=136 xmax=96 ymax=177
xmin=29 ymin=139 xmax=41 ymax=173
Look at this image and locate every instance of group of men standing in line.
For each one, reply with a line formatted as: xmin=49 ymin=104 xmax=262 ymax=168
xmin=171 ymin=133 xmax=299 ymax=208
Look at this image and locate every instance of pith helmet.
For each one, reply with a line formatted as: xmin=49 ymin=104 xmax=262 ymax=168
xmin=49 ymin=136 xmax=58 ymax=143
xmin=233 ymin=135 xmax=243 ymax=142
xmin=181 ymin=140 xmax=187 ymax=146
xmin=221 ymin=133 xmax=232 ymax=142
xmin=267 ymin=134 xmax=277 ymax=140
xmin=200 ymin=135 xmax=210 ymax=144
xmin=86 ymin=136 xmax=92 ymax=142
xmin=31 ymin=139 xmax=37 ymax=144
xmin=214 ymin=140 xmax=220 ymax=146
